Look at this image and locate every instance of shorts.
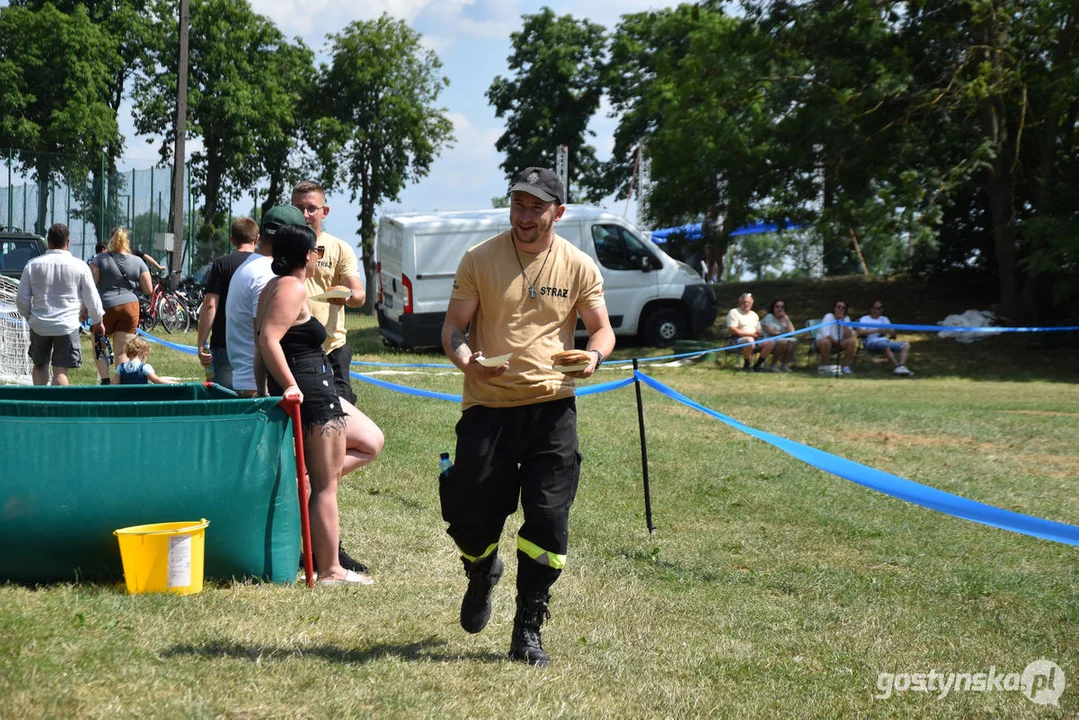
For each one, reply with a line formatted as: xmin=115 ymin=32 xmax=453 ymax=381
xmin=103 ymin=301 xmax=140 ymax=335
xmin=866 ymin=337 xmax=906 ymax=352
xmin=29 ymin=328 xmax=81 ymax=368
xmin=268 ymin=353 xmax=346 ymax=432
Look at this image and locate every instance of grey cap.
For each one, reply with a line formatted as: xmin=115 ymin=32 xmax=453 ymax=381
xmin=508 ymin=167 xmax=565 ymax=205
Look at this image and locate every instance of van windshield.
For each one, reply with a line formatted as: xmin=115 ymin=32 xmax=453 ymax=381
xmin=591 ymin=225 xmax=654 ymax=271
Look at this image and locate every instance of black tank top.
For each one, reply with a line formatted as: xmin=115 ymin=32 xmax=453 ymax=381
xmin=280 ymin=316 xmax=327 ymax=362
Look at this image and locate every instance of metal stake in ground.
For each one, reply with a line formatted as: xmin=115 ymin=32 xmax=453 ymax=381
xmin=632 ymin=358 xmax=656 ymax=533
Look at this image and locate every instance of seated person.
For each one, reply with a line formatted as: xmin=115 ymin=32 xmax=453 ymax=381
xmin=857 ymin=301 xmax=913 ymax=376
xmin=116 ymin=337 xmax=175 ymax=385
xmin=816 ymin=300 xmax=856 ymax=375
xmin=760 ymin=299 xmax=796 ymax=372
xmin=727 ymin=292 xmax=774 ymax=372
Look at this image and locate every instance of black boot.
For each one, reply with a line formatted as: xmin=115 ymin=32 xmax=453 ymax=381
xmin=460 ymin=553 xmax=503 ymax=634
xmin=508 ymin=591 xmax=551 ymax=667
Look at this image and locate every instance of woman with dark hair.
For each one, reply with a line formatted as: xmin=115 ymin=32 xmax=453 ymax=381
xmin=761 ymin=299 xmax=797 ymax=372
xmin=253 ymin=224 xmax=371 ymax=586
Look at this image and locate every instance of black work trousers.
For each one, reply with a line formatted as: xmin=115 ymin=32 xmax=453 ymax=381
xmin=440 ymin=397 xmax=581 ymax=594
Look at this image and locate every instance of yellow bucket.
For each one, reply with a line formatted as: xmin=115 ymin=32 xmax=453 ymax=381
xmin=113 ymin=519 xmax=210 ymax=595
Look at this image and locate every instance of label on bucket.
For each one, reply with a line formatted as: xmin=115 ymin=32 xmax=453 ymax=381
xmin=167 ymin=535 xmax=193 ymax=588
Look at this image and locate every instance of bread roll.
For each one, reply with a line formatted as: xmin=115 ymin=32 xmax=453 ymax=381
xmin=551 ymin=350 xmax=593 ymax=367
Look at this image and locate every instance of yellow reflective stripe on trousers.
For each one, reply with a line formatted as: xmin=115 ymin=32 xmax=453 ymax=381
xmin=459 ymin=542 xmax=498 ymax=563
xmin=516 ymin=536 xmax=566 ymax=570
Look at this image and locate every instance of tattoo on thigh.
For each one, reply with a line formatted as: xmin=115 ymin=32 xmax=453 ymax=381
xmin=303 ymin=415 xmax=347 ymax=438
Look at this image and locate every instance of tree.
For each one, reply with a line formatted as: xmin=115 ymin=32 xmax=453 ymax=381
xmin=12 ymin=0 xmax=165 ymax=239
xmin=487 ymin=8 xmax=607 ymax=202
xmin=133 ymin=0 xmax=313 ymax=252
xmin=311 ymin=14 xmax=454 ymax=304
xmin=605 ymin=1 xmax=1078 ymax=318
xmin=0 ymin=4 xmax=121 ymax=235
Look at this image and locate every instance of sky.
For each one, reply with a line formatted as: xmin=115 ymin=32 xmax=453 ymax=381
xmin=107 ymin=0 xmax=687 ymax=241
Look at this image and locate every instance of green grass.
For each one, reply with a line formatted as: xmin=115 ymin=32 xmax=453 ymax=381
xmin=3 ymin=313 xmax=1078 ymax=718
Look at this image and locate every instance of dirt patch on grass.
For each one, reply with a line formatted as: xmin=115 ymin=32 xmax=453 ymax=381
xmin=1005 ymin=410 xmax=1079 ymax=418
xmin=849 ymin=430 xmax=987 ymax=449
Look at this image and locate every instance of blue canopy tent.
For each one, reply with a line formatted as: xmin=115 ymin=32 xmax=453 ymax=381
xmin=649 ymin=221 xmax=803 ymax=242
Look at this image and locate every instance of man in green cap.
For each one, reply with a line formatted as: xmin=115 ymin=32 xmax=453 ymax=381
xmin=224 ymin=204 xmax=307 ymax=397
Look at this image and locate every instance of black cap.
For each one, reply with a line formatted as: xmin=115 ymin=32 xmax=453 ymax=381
xmin=508 ymin=167 xmax=565 ymax=206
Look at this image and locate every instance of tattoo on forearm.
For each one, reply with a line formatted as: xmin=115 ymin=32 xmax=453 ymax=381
xmin=450 ymin=329 xmax=469 ymax=357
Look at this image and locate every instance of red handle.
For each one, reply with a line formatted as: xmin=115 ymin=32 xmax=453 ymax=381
xmin=280 ymin=396 xmax=314 ymax=588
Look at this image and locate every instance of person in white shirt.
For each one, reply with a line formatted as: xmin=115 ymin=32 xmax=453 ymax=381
xmin=16 ymin=223 xmax=105 ymax=385
xmin=225 ymin=205 xmax=308 ymax=395
xmin=726 ymin=292 xmax=774 ymax=371
xmin=815 ymin=300 xmax=857 ymax=375
xmin=857 ymin=301 xmax=913 ymax=376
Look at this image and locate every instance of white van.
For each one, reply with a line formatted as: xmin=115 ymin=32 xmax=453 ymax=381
xmin=375 ymin=205 xmax=717 ymax=349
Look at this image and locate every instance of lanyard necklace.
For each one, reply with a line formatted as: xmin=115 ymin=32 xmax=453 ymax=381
xmin=511 ymin=234 xmax=554 ymax=299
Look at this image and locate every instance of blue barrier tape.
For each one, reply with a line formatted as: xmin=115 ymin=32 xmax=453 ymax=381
xmin=349 ymin=369 xmax=634 ymax=402
xmin=840 ymin=320 xmax=1079 ymax=333
xmin=606 ymin=324 xmax=825 ymax=365
xmin=137 ymin=329 xmax=198 ymax=355
xmin=578 ymin=376 xmax=637 ymax=395
xmin=632 ymin=370 xmax=1079 ymax=547
xmin=350 ymin=370 xmax=462 ymax=402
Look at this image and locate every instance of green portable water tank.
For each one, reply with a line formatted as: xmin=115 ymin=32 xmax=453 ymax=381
xmin=0 ymin=384 xmax=300 ymax=584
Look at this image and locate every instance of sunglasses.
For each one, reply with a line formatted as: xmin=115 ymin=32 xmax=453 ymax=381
xmin=309 ymin=246 xmax=325 ymax=258
xmin=835 ymin=304 xmax=847 ymax=310
xmin=872 ymin=305 xmax=883 ymax=310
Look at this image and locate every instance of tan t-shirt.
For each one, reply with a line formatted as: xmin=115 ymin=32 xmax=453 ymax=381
xmin=451 ymin=231 xmax=606 ymax=410
xmin=304 ymin=231 xmax=359 ymax=353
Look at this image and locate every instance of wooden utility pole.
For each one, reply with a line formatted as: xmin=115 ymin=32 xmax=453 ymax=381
xmin=168 ymin=0 xmax=190 ymax=275
xmin=848 ymin=228 xmax=870 ymax=277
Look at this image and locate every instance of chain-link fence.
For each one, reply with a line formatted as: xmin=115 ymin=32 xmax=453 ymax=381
xmin=1 ymin=149 xmax=205 ymax=274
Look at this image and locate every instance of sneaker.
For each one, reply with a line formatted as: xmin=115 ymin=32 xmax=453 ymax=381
xmin=817 ymin=365 xmax=835 ymax=376
xmin=841 ymin=366 xmax=854 ymax=375
xmin=315 ymin=569 xmax=374 ymax=586
xmin=894 ymin=365 xmax=914 ymax=376
xmin=461 ymin=554 xmax=504 ymax=634
xmin=780 ymin=364 xmax=792 ymax=373
xmin=742 ymin=364 xmax=752 ymax=372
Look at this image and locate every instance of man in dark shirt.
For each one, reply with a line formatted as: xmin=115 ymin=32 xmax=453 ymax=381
xmin=196 ymin=217 xmax=258 ymax=387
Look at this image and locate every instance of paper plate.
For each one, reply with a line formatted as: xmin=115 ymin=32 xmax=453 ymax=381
xmin=553 ymin=362 xmax=590 ymax=373
xmin=309 ymin=287 xmax=352 ymax=302
xmin=477 ymin=353 xmax=512 ymax=367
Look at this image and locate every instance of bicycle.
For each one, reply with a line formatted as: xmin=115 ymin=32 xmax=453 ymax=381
xmin=139 ymin=271 xmax=190 ymax=334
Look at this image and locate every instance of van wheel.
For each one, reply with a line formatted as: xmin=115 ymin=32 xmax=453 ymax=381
xmin=641 ymin=308 xmax=688 ymax=346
